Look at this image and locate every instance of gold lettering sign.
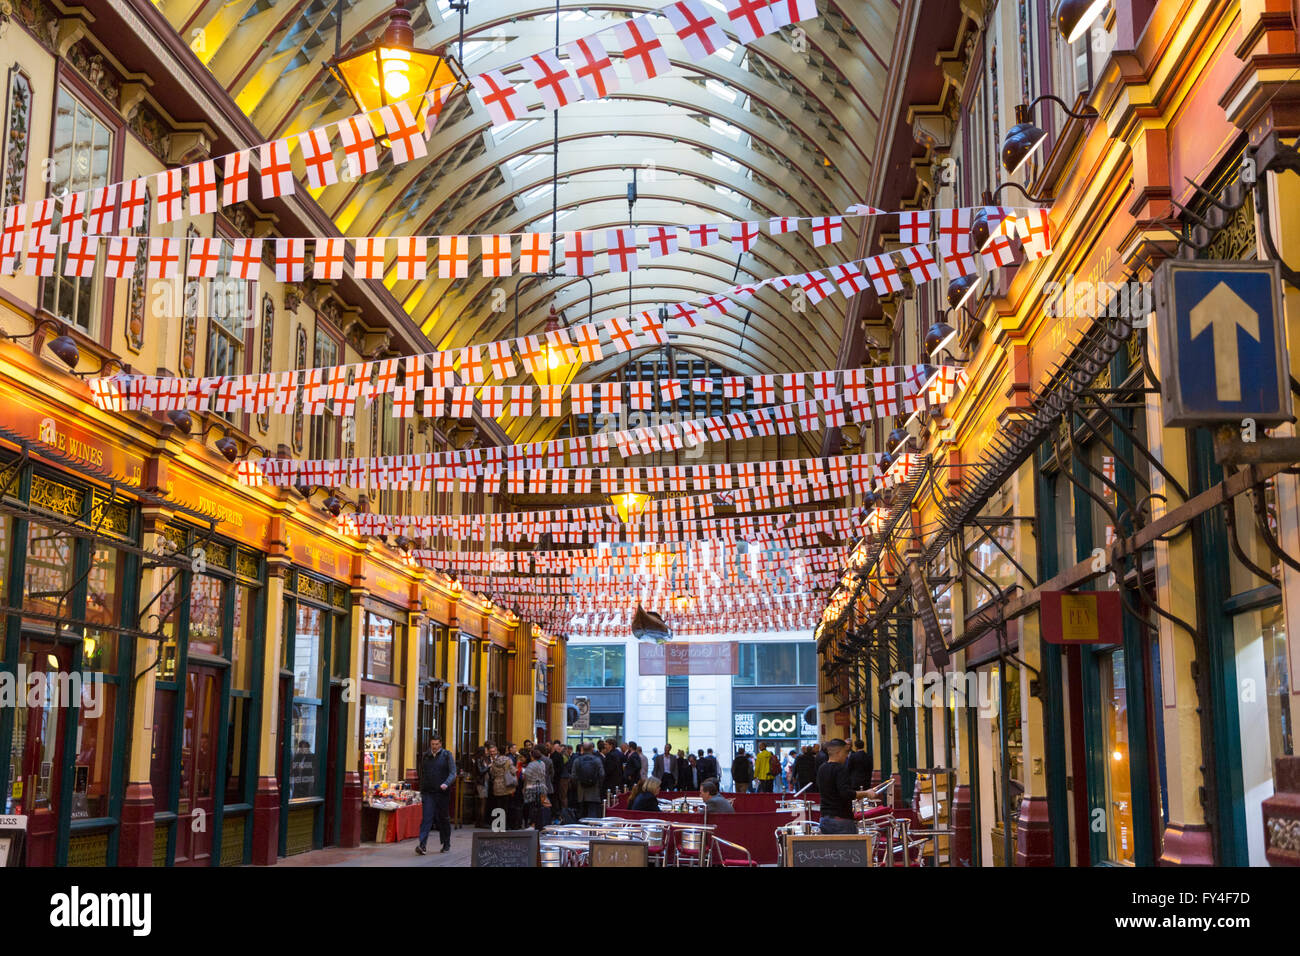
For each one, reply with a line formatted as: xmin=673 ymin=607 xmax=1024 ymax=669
xmin=36 ymin=417 xmax=106 ymax=469
xmin=1060 ymin=593 xmax=1099 ymax=642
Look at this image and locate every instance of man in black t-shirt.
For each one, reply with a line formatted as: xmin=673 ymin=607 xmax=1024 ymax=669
xmin=815 ymin=739 xmax=864 ymax=835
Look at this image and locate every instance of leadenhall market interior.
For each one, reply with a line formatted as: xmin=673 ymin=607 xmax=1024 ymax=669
xmin=1 ymin=0 xmax=1300 ymax=880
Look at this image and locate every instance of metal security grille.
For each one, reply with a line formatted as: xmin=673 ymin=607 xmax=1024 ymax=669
xmin=285 ymin=807 xmax=315 ymax=856
xmin=220 ymin=815 xmax=246 ymax=867
xmin=152 ymin=824 xmax=170 ymax=867
xmin=67 ymin=831 xmax=110 ymax=867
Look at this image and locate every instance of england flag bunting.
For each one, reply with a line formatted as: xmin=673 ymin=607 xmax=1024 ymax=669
xmin=723 ymin=0 xmax=777 ymax=44
xmin=613 ymin=15 xmax=671 ymax=84
xmin=566 ymin=34 xmax=621 ymax=99
xmin=471 ymin=70 xmax=523 ymax=126
xmin=663 ymin=0 xmax=730 ymax=60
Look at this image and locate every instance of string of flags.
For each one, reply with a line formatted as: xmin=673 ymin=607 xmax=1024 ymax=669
xmin=14 ymin=205 xmax=1050 ymax=288
xmin=367 ymin=506 xmax=863 ymax=547
xmin=0 ymin=1 xmax=821 ymax=259
xmin=422 ymin=542 xmax=849 ymax=575
xmin=325 ymin=449 xmax=901 ymax=498
xmin=93 ymin=356 xmax=955 ymax=422
xmin=232 ymin=373 xmax=954 ymax=491
xmin=351 ymin=455 xmax=927 ymax=548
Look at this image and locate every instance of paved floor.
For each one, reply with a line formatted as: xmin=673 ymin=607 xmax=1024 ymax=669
xmin=277 ymin=825 xmax=490 ymax=867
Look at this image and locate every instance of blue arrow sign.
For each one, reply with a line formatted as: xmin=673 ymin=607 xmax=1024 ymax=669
xmin=1155 ymin=260 xmax=1292 ymax=426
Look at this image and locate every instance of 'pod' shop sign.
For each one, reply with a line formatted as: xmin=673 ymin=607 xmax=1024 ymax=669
xmin=757 ymin=714 xmax=799 ymax=737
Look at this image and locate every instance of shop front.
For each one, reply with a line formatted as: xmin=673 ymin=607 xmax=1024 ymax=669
xmin=147 ymin=523 xmax=265 ymax=867
xmin=0 ymin=456 xmax=141 ymax=866
xmin=276 ymin=569 xmax=346 ymax=857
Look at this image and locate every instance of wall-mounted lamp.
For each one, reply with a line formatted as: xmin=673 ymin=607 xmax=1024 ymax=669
xmin=1002 ymin=95 xmax=1099 ymax=177
xmin=1 ymin=317 xmax=81 ymax=369
xmin=1058 ymin=0 xmax=1108 ymax=44
xmin=947 ymin=273 xmax=981 ymax=312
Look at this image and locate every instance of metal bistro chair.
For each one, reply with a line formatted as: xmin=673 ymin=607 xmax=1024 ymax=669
xmin=670 ymin=825 xmax=709 ymax=867
xmin=709 ymin=836 xmax=757 ymax=867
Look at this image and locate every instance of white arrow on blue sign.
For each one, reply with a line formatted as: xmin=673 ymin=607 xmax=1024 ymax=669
xmin=1154 ymin=260 xmax=1292 ymax=426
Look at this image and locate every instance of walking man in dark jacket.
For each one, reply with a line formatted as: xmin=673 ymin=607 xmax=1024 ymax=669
xmin=570 ymin=743 xmax=606 ymax=820
xmin=846 ymin=739 xmax=873 ymax=789
xmin=622 ymin=741 xmax=643 ymax=789
xmin=697 ymin=749 xmax=719 ymax=784
xmin=603 ymin=739 xmax=624 ymax=796
xmin=551 ymin=741 xmax=569 ymax=813
xmin=793 ymin=746 xmax=817 ymax=793
xmin=416 ymin=734 xmax=455 ymax=855
xmin=731 ymin=748 xmax=754 ymax=793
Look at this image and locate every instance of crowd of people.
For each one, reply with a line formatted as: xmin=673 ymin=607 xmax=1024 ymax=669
xmin=415 ymin=733 xmax=878 ymax=853
xmin=726 ymin=739 xmax=873 ymax=795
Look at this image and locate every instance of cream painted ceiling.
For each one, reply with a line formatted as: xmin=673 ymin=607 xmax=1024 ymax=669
xmin=162 ymin=0 xmax=898 ymax=443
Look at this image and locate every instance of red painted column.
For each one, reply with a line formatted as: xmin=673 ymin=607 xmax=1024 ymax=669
xmin=952 ymin=784 xmax=973 ymax=867
xmin=1013 ymin=795 xmax=1054 ymax=866
xmin=340 ymin=771 xmax=363 ymax=847
xmin=250 ymin=776 xmax=280 ymax=865
xmin=117 ymin=782 xmax=156 ymax=866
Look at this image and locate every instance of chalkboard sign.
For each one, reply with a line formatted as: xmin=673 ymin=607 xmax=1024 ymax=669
xmin=471 ymin=830 xmax=539 ymax=867
xmin=589 ymin=839 xmax=649 ymax=868
xmin=785 ymin=834 xmax=873 ymax=867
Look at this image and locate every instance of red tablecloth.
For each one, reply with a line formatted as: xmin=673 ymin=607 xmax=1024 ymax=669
xmin=616 ymin=791 xmax=813 ymax=814
xmin=377 ymin=802 xmax=423 ymax=842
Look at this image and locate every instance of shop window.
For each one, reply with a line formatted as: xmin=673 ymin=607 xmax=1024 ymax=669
xmin=1099 ymin=647 xmax=1135 ymax=863
xmin=363 ymin=611 xmax=399 ymax=684
xmin=0 ymin=515 xmax=10 ymax=602
xmin=23 ymin=522 xmax=74 ymax=625
xmin=363 ymin=697 xmax=400 ymax=792
xmin=231 ymin=584 xmax=255 ymax=692
xmin=332 ymin=609 xmax=351 ymax=680
xmin=41 ymin=86 xmax=113 ymax=333
xmin=224 ymin=696 xmax=251 ymax=805
xmin=294 ymin=604 xmax=323 ymax=699
xmin=566 ymin=644 xmax=624 ymax=687
xmin=70 ymin=678 xmax=115 ymax=820
xmin=734 ymin=642 xmax=816 ymax=686
xmin=83 ymin=545 xmax=121 ymax=673
xmin=1231 ymin=600 xmax=1293 ymax=864
xmin=188 ymin=574 xmax=225 ymax=656
xmin=289 ymin=703 xmax=320 ymax=799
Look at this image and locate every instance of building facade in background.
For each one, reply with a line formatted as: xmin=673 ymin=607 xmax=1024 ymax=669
xmin=0 ymin=1 xmax=561 ymax=866
xmin=566 ymin=631 xmax=818 ymax=789
xmin=817 ymin=0 xmax=1300 ymax=867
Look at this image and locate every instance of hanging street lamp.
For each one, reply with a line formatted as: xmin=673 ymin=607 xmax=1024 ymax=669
xmin=326 ymin=0 xmax=466 ymax=139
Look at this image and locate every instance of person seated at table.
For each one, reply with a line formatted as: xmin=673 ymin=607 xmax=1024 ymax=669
xmin=629 ymin=776 xmax=662 ymax=812
xmin=700 ymin=778 xmax=733 ymax=814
